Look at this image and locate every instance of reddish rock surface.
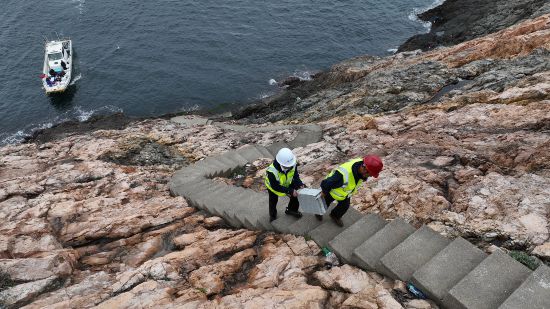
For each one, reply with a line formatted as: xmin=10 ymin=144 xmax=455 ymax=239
xmin=1 ymin=13 xmax=548 ymax=309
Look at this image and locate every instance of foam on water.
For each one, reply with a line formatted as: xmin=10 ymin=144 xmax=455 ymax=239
xmin=72 ymin=0 xmax=85 ymax=16
xmin=0 ymin=105 xmax=123 ymax=147
xmin=292 ymin=70 xmax=314 ymax=81
xmin=69 ymin=73 xmax=82 ymax=85
xmin=408 ymin=0 xmax=446 ymax=33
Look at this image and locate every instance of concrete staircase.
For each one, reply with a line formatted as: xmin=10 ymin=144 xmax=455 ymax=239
xmin=169 ymin=116 xmax=550 ymax=309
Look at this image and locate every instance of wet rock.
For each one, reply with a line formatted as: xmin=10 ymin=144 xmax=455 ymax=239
xmin=399 ymin=0 xmax=549 ymax=52
xmin=278 ymin=76 xmax=302 ymax=88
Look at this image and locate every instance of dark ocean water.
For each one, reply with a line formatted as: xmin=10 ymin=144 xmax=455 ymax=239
xmin=0 ymin=0 xmax=439 ymax=145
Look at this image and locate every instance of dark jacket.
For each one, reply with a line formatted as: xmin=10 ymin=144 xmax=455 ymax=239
xmin=266 ymin=160 xmax=304 ymax=195
xmin=321 ymin=161 xmax=367 ymax=196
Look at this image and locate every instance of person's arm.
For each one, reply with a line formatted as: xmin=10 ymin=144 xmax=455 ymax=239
xmin=320 ymin=171 xmax=344 ymax=196
xmin=290 ymin=166 xmax=305 ymax=189
xmin=267 ymin=172 xmax=292 ymax=195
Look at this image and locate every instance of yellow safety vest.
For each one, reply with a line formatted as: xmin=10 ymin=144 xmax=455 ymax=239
xmin=325 ymin=158 xmax=364 ymax=201
xmin=264 ymin=163 xmax=296 ymax=196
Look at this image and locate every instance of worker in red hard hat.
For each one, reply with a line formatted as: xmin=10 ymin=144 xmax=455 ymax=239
xmin=320 ymin=155 xmax=383 ymax=227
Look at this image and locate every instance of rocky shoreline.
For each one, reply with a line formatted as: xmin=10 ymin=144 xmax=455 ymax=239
xmin=398 ymin=0 xmax=550 ymax=52
xmin=1 ymin=2 xmax=550 ymax=309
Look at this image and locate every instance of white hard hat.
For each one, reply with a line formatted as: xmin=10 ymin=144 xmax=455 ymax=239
xmin=276 ymin=148 xmax=296 ymax=168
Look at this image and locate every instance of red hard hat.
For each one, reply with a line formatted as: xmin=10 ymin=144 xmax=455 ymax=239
xmin=363 ymin=155 xmax=383 ymax=178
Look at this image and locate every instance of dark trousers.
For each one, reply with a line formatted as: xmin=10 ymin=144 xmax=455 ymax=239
xmin=324 ymin=194 xmax=350 ymax=219
xmin=268 ymin=190 xmax=299 ymax=218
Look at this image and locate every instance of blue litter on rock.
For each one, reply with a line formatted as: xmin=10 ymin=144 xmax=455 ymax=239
xmin=406 ymin=282 xmax=427 ymax=299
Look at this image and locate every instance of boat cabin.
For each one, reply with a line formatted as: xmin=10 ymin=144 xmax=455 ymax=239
xmin=46 ymin=41 xmax=70 ymax=73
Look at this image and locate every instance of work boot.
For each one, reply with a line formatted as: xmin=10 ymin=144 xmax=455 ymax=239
xmin=330 ymin=213 xmax=344 ymax=227
xmin=315 ymin=214 xmax=323 ymax=221
xmin=285 ymin=209 xmax=302 ymax=218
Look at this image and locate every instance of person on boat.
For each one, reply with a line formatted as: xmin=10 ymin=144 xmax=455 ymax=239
xmin=264 ymin=148 xmax=306 ymax=222
xmin=45 ymin=77 xmax=53 ymax=87
xmin=49 ymin=69 xmax=56 ymax=77
xmin=61 ymin=60 xmax=67 ymax=71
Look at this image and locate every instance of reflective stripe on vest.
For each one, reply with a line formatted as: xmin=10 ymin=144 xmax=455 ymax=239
xmin=264 ymin=164 xmax=296 ymax=196
xmin=326 ymin=158 xmax=364 ymax=201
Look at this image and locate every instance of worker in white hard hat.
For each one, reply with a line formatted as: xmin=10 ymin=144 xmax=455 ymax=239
xmin=264 ymin=148 xmax=305 ymax=222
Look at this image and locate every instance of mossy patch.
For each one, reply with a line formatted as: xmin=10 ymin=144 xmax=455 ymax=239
xmin=509 ymin=251 xmax=540 ymax=270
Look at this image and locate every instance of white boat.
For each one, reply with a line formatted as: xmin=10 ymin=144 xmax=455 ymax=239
xmin=42 ymin=39 xmax=73 ymax=94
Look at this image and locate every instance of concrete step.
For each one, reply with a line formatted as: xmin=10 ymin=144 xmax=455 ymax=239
xmin=185 ymin=182 xmax=227 ymax=210
xmin=498 ymin=264 xmax=550 ymax=309
xmin=254 ymin=145 xmax=274 ymax=159
xmin=379 ymin=225 xmax=451 ymax=281
xmin=301 ymin=124 xmax=322 ymax=133
xmin=269 ymin=196 xmax=301 ymax=233
xmin=220 ymin=187 xmax=253 ymax=214
xmin=221 ymin=151 xmax=249 ymax=166
xmin=235 ymin=192 xmax=269 ymax=230
xmin=236 ymin=146 xmax=265 ymax=162
xmin=169 ymin=178 xmax=211 ymax=198
xmin=328 ymin=214 xmax=388 ymax=264
xmin=213 ymin=187 xmax=252 ymax=217
xmin=267 ymin=141 xmax=291 ymax=155
xmin=194 ymin=185 xmax=236 ymax=216
xmin=192 ymin=159 xmax=228 ymax=178
xmin=219 ymin=189 xmax=248 ymax=228
xmin=285 ymin=203 xmax=337 ymax=236
xmin=445 ymin=250 xmax=531 ymax=309
xmin=226 ymin=190 xmax=264 ymax=228
xmin=410 ymin=237 xmax=488 ymax=307
xmin=288 ymin=134 xmax=316 ymax=149
xmin=308 ymin=208 xmax=363 ymax=248
xmin=352 ymin=218 xmax=415 ymax=271
xmin=217 ymin=151 xmax=249 ymax=168
xmin=244 ymin=200 xmax=274 ymax=231
xmin=204 ymin=157 xmax=236 ymax=177
xmin=271 ymin=214 xmax=300 ymax=234
xmin=169 ymin=175 xmax=203 ymax=195
xmin=172 ymin=167 xmax=203 ymax=181
xmin=170 ymin=116 xmax=209 ymax=126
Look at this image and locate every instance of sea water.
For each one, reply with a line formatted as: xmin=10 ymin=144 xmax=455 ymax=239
xmin=0 ymin=0 xmax=440 ymax=145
